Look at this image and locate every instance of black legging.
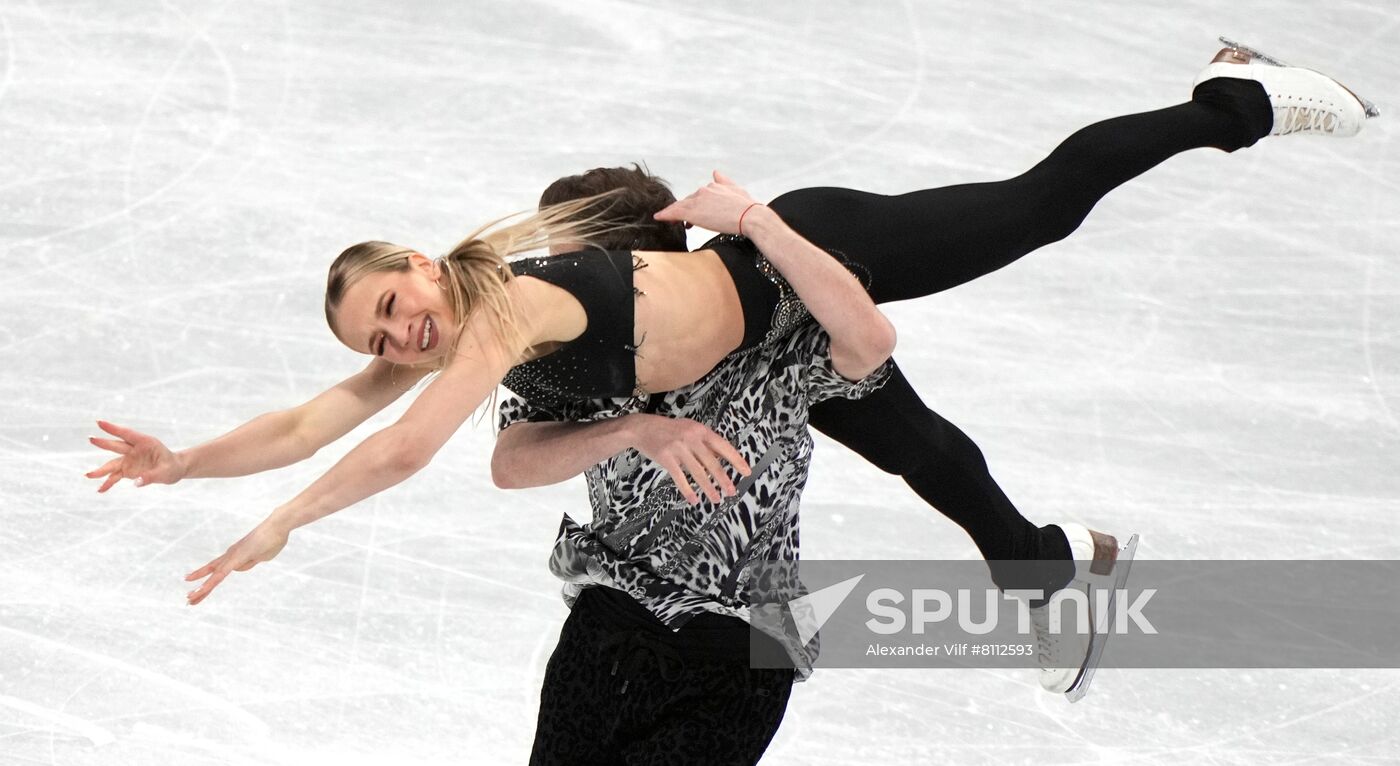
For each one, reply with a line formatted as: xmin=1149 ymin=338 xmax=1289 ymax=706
xmin=769 ymin=77 xmax=1273 ymax=598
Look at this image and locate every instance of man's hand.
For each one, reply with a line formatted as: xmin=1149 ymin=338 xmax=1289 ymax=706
xmin=654 ymin=170 xmax=757 ymax=235
xmin=629 ymin=413 xmax=751 ymax=505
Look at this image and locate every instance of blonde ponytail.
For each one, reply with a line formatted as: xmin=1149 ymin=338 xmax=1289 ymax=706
xmin=325 ymin=190 xmax=640 ymax=401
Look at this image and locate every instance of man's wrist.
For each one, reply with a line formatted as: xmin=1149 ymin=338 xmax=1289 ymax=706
xmin=738 ymin=204 xmax=785 ymax=240
xmin=616 ymin=413 xmax=652 ymax=449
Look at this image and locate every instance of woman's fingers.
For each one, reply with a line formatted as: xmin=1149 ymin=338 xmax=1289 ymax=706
xmin=185 ymin=560 xmax=217 ymax=581
xmin=87 ymin=424 xmax=155 ymax=493
xmin=713 ymin=170 xmax=736 ymax=186
xmin=182 ymin=525 xmax=289 ymax=605
xmin=186 ymin=551 xmax=240 ymax=605
xmin=97 ymin=470 xmax=128 ymax=493
xmin=85 ymin=457 xmax=121 ymax=479
xmin=97 ymin=420 xmax=140 ymax=441
xmin=88 ymin=436 xmax=132 ymax=455
xmin=186 ymin=568 xmax=228 ymax=606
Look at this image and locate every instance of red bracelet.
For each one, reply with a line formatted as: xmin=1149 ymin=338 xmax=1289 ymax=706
xmin=738 ymin=203 xmax=762 ymax=237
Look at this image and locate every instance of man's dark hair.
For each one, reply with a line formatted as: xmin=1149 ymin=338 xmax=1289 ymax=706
xmin=539 ymin=163 xmax=688 ymax=252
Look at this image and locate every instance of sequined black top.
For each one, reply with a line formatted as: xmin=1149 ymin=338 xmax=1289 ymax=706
xmin=500 ymin=235 xmax=858 ymax=405
xmin=501 ymin=249 xmax=643 ymax=402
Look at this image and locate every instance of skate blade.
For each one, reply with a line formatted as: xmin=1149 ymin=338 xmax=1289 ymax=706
xmin=1217 ymin=35 xmax=1380 ymax=119
xmin=1217 ymin=36 xmax=1289 ymax=67
xmin=1064 ymin=533 xmax=1139 ymax=703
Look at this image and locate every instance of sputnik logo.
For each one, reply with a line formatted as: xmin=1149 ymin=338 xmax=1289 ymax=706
xmin=788 ymin=574 xmax=866 ymax=646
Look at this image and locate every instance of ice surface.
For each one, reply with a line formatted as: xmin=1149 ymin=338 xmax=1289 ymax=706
xmin=2 ymin=0 xmax=1397 ymax=763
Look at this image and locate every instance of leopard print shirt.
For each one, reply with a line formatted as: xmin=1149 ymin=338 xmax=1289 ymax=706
xmin=497 ymin=321 xmax=892 ymax=681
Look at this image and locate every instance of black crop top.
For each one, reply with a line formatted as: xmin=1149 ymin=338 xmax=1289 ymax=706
xmin=500 ymin=236 xmax=791 ymax=404
xmin=501 ymin=249 xmax=642 ymax=402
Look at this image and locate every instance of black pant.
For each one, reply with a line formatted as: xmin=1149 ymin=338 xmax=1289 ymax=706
xmin=530 ymin=587 xmax=795 ymax=766
xmin=769 ymin=78 xmax=1272 ymax=596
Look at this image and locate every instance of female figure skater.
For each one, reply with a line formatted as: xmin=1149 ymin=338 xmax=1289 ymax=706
xmin=86 ymin=43 xmax=1375 ymax=629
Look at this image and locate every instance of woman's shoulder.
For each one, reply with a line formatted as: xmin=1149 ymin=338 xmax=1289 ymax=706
xmin=506 ymin=266 xmax=590 ymax=348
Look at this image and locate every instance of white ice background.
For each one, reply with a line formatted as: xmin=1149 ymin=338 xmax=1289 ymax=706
xmin=2 ymin=0 xmax=1398 ymax=763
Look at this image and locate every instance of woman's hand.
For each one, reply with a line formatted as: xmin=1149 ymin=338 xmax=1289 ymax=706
xmin=85 ymin=420 xmax=187 ymax=492
xmin=654 ymin=170 xmax=760 ymax=235
xmin=184 ymin=520 xmax=290 ymax=605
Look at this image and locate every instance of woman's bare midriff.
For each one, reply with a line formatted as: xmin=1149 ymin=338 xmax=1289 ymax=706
xmin=631 ymin=249 xmax=746 ymax=392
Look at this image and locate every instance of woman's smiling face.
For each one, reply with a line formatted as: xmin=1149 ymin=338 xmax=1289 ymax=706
xmin=335 ymin=253 xmax=453 ymax=364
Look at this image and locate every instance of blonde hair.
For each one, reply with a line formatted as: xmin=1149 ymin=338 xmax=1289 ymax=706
xmin=324 ymin=190 xmax=636 ymax=394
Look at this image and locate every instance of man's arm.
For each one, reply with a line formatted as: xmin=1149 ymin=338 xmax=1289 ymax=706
xmin=740 ymin=205 xmax=896 ymax=380
xmin=656 ymin=171 xmax=896 ymax=380
xmin=493 ymin=405 xmax=751 ymax=505
xmin=492 ymin=417 xmax=635 ymax=488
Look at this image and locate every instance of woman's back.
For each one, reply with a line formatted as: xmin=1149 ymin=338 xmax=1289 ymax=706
xmin=504 ymin=242 xmax=766 ymax=401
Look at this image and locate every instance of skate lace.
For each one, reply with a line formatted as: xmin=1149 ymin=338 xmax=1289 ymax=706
xmin=1274 ymin=104 xmax=1340 ymax=135
xmin=1031 ymin=607 xmax=1059 ymax=665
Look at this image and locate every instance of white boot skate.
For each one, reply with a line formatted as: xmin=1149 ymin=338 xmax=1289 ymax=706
xmin=1029 ymin=522 xmax=1139 ymax=702
xmin=1193 ymin=36 xmax=1379 ymax=138
xmin=1030 ymin=589 xmax=1091 ymax=693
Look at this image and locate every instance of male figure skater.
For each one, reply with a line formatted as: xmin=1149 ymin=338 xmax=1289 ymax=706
xmin=495 ymin=263 xmax=894 ymax=764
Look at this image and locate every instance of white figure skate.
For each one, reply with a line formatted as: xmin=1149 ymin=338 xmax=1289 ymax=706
xmin=1029 ymin=523 xmax=1139 ymax=703
xmin=1193 ymin=36 xmax=1379 ymax=137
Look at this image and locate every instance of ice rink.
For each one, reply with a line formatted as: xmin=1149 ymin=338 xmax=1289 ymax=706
xmin=2 ymin=0 xmax=1398 ymax=763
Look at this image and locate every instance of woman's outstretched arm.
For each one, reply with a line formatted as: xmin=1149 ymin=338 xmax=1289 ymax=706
xmin=656 ymin=171 xmax=896 ymax=380
xmin=187 ymin=358 xmax=435 ymax=476
xmin=183 ymin=304 xmax=527 ymax=605
xmin=86 ymin=358 xmax=432 ymax=491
